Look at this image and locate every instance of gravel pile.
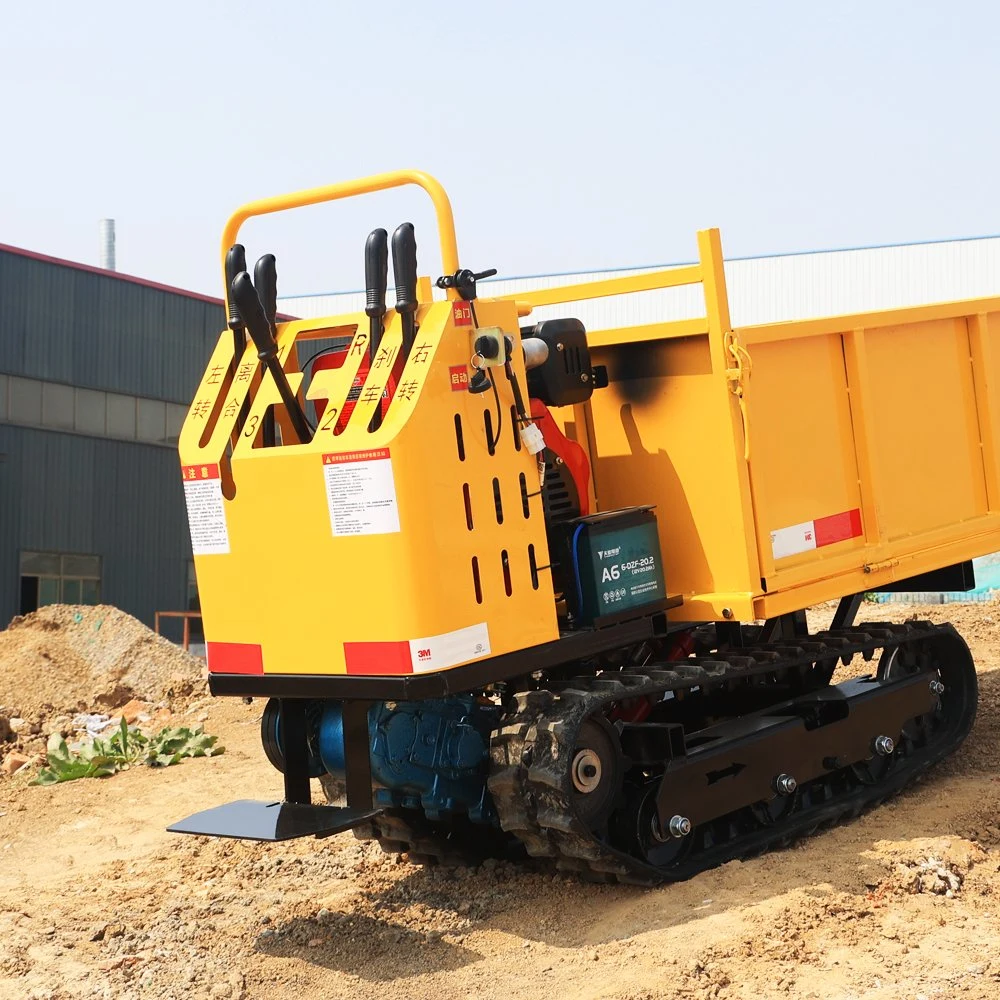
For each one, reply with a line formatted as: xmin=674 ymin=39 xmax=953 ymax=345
xmin=0 ymin=604 xmax=205 ymax=724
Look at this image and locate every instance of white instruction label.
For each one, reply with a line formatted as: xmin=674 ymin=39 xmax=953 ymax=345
xmin=322 ymin=449 xmax=401 ymax=537
xmin=409 ymin=622 xmax=491 ymax=674
xmin=182 ymin=464 xmax=230 ymax=555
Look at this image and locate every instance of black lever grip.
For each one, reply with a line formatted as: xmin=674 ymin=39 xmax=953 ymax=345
xmin=365 ymin=229 xmax=389 ymax=318
xmin=391 ymin=222 xmax=418 ymax=315
xmin=254 ymin=254 xmax=278 ymax=331
xmin=225 ymin=245 xmax=247 ymax=329
xmin=231 ymin=272 xmax=277 ymax=362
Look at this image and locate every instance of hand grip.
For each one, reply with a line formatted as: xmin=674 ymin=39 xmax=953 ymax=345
xmin=225 ymin=245 xmax=247 ymax=329
xmin=231 ymin=272 xmax=277 ymax=362
xmin=254 ymin=254 xmax=278 ymax=331
xmin=391 ymin=222 xmax=418 ymax=315
xmin=365 ymin=229 xmax=389 ymax=318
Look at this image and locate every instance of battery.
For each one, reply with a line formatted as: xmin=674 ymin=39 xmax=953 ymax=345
xmin=567 ymin=506 xmax=668 ymax=627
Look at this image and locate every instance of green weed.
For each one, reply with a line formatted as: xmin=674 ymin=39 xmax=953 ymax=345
xmin=31 ymin=717 xmax=224 ymax=785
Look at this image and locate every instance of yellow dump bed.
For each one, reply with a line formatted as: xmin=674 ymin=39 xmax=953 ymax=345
xmin=532 ymin=230 xmax=1000 ymax=622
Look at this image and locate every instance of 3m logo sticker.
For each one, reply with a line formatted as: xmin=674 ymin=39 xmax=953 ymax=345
xmin=408 ymin=622 xmax=491 ymax=674
xmin=448 ymin=365 xmax=470 ymax=391
xmin=452 ymin=301 xmax=473 ymax=327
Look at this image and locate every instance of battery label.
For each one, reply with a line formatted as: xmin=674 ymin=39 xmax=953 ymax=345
xmin=597 ymin=549 xmax=663 ymax=610
xmin=322 ymin=449 xmax=401 ymax=536
xmin=182 ymin=464 xmax=230 ymax=555
xmin=581 ymin=518 xmax=667 ymax=622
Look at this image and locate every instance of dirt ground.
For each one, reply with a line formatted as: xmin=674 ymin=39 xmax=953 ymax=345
xmin=4 ymin=601 xmax=1000 ymax=1000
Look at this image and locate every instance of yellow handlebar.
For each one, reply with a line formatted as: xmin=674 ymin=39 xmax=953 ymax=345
xmin=219 ymin=169 xmax=461 ymax=307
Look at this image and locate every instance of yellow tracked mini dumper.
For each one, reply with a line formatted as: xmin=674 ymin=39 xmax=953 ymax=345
xmin=170 ymin=170 xmax=997 ymax=882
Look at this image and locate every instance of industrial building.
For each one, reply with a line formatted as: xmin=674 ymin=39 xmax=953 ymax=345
xmin=0 ymin=242 xmax=225 ymax=629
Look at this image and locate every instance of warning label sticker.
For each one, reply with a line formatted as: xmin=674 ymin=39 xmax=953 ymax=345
xmin=182 ymin=464 xmax=230 ymax=555
xmin=452 ymin=301 xmax=473 ymax=327
xmin=322 ymin=449 xmax=400 ymax=537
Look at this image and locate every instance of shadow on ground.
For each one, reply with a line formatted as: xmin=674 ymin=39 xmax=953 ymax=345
xmin=255 ymin=911 xmax=479 ymax=980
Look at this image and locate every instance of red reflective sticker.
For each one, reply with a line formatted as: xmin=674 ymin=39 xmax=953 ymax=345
xmin=206 ymin=642 xmax=263 ymax=674
xmin=814 ymin=508 xmax=863 ymax=548
xmin=344 ymin=640 xmax=413 ymax=675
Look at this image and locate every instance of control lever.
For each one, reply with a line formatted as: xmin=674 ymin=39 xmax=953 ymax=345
xmin=391 ymin=223 xmax=418 ymax=363
xmin=254 ymin=254 xmax=279 ymax=447
xmin=436 ymin=267 xmax=498 ymax=301
xmin=364 ymin=229 xmax=389 ymax=430
xmin=231 ymin=272 xmax=312 ymax=445
xmin=225 ymin=244 xmax=248 ymax=367
xmin=225 ymin=244 xmax=251 ymax=432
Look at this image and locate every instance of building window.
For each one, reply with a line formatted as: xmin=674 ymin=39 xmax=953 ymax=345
xmin=0 ymin=371 xmax=190 ymax=448
xmin=19 ymin=551 xmax=101 ymax=614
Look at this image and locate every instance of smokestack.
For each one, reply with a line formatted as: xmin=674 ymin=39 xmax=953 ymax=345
xmin=99 ymin=219 xmax=116 ymax=271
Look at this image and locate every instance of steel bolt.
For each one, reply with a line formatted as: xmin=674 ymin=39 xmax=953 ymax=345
xmin=774 ymin=773 xmax=797 ymax=795
xmin=874 ymin=735 xmax=895 ymax=756
xmin=930 ymin=679 xmax=945 ymax=695
xmin=668 ymin=815 xmax=692 ymax=838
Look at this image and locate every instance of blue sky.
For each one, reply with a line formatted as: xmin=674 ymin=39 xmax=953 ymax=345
xmin=2 ymin=1 xmax=997 ymax=297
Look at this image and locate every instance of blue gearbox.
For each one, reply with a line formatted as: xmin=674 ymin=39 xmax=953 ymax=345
xmin=307 ymin=696 xmax=500 ymax=824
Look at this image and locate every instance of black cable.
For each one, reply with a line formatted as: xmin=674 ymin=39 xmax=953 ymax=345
xmin=487 ymin=367 xmax=503 ymax=452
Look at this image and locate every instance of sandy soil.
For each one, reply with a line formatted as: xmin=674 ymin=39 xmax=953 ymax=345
xmin=3 ymin=601 xmax=1000 ymax=1000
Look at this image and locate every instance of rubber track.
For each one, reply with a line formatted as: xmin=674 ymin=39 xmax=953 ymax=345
xmin=487 ymin=621 xmax=978 ymax=885
xmin=352 ymin=809 xmax=516 ymax=867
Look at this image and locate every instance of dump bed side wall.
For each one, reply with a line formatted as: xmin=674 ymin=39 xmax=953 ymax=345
xmin=741 ymin=303 xmax=1000 ymax=616
xmin=587 ymin=334 xmax=760 ymax=620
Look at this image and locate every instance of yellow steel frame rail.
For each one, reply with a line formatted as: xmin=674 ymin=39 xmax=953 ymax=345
xmin=218 ymin=169 xmax=462 ymax=314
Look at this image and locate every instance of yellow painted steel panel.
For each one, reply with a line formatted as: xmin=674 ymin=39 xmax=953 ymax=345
xmin=182 ymin=297 xmax=558 ymax=676
xmin=745 ymin=334 xmax=865 ymax=582
xmin=588 ymin=332 xmax=758 ymax=622
xmin=865 ymin=317 xmax=988 ymax=539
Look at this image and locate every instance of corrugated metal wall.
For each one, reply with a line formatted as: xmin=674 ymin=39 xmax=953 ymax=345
xmin=0 ymin=248 xmax=226 ymax=403
xmin=279 ymin=235 xmax=1000 ymax=330
xmin=0 ymin=247 xmax=225 ymax=629
xmin=0 ymin=425 xmax=189 ymax=628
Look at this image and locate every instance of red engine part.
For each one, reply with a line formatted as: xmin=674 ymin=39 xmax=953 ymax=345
xmin=609 ymin=631 xmax=697 ymax=724
xmin=310 ymin=346 xmax=401 ymax=433
xmin=529 ymin=398 xmax=591 ymax=516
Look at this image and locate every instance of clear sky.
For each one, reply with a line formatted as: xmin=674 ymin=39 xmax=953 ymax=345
xmin=2 ymin=1 xmax=997 ymax=298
